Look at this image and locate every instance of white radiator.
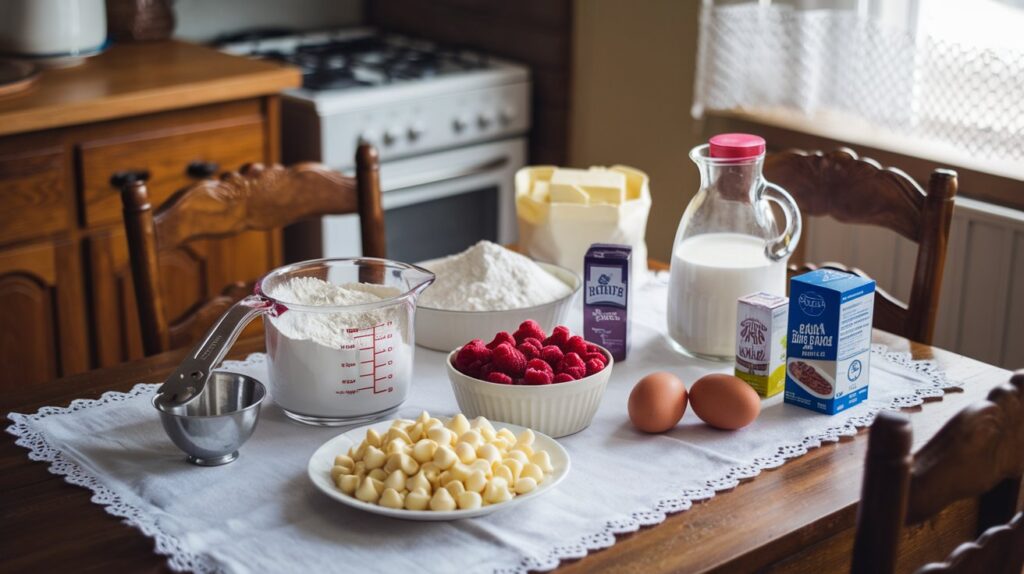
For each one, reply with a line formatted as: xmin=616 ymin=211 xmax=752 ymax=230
xmin=802 ymin=197 xmax=1024 ymax=370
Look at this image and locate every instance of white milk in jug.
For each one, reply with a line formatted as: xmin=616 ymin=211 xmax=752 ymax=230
xmin=667 ymin=233 xmax=787 ymax=359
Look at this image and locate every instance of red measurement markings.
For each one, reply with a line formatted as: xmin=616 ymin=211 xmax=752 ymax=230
xmin=341 ymin=322 xmax=395 ymax=395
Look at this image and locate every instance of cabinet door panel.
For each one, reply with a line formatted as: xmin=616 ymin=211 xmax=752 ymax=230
xmin=0 ymin=241 xmax=87 ymax=388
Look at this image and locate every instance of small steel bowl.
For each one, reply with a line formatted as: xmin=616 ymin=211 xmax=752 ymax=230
xmin=154 ymin=372 xmax=266 ymax=466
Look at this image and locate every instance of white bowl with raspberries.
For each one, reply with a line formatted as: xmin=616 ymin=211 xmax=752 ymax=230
xmin=445 ymin=321 xmax=613 ymax=438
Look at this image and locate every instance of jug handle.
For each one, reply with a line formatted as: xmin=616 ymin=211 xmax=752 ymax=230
xmin=761 ymin=182 xmax=803 ymax=261
xmin=155 ymin=294 xmax=272 ymax=407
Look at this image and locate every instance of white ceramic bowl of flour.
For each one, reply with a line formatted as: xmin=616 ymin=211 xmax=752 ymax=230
xmin=414 ymin=242 xmax=581 ymax=352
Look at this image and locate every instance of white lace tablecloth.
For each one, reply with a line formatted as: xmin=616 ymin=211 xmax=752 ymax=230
xmin=8 ymin=273 xmax=960 ymax=573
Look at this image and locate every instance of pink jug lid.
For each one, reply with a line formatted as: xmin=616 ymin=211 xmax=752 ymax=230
xmin=708 ymin=133 xmax=766 ymax=159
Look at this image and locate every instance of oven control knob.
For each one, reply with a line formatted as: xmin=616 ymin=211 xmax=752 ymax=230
xmin=383 ymin=127 xmax=401 ymax=146
xmin=452 ymin=116 xmax=469 ymax=134
xmin=407 ymin=123 xmax=425 ymax=142
xmin=477 ymin=111 xmax=495 ymax=129
xmin=499 ymin=106 xmax=517 ymax=125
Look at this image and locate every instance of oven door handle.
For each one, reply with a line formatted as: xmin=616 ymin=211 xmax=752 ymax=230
xmin=383 ymin=157 xmax=510 ymax=192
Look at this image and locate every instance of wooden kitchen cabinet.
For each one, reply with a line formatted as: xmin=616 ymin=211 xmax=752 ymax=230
xmin=0 ymin=41 xmax=299 ymax=387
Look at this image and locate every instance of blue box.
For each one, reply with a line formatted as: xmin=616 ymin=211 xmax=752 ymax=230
xmin=784 ymin=269 xmax=875 ymax=415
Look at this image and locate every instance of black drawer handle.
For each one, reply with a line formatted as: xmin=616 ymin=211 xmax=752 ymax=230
xmin=110 ymin=169 xmax=151 ymax=190
xmin=186 ymin=160 xmax=220 ymax=179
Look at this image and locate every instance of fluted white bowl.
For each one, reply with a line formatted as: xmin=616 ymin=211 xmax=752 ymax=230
xmin=415 ymin=262 xmax=580 ymax=352
xmin=445 ymin=346 xmax=613 ymax=438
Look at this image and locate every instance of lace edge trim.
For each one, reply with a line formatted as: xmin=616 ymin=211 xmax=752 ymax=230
xmin=4 ymin=348 xmax=959 ymax=574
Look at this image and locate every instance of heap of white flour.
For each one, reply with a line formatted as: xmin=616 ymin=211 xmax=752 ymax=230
xmin=418 ymin=240 xmax=573 ymax=311
xmin=268 ymin=277 xmax=401 ymax=348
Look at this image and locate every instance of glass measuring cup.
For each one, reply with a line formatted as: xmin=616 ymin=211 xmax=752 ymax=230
xmin=163 ymin=258 xmax=435 ymax=427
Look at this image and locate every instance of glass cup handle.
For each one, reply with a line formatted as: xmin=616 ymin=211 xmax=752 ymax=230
xmin=156 ymin=294 xmax=271 ymax=406
xmin=761 ymin=182 xmax=803 ymax=261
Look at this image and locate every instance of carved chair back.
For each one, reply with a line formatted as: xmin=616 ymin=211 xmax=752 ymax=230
xmin=121 ymin=144 xmax=385 ymax=356
xmin=851 ymin=372 xmax=1024 ymax=574
xmin=764 ymin=149 xmax=958 ymax=344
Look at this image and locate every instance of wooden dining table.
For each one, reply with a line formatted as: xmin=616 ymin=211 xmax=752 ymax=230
xmin=2 ymin=255 xmax=1016 ymax=574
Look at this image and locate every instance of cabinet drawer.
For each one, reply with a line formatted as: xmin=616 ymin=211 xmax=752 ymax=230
xmin=79 ymin=121 xmax=266 ymax=227
xmin=0 ymin=147 xmax=69 ymax=244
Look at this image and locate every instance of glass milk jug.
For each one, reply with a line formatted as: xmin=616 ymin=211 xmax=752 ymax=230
xmin=667 ymin=134 xmax=801 ymax=360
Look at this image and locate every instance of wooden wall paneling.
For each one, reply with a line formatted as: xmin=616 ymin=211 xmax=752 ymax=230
xmin=367 ymin=0 xmax=573 ymax=165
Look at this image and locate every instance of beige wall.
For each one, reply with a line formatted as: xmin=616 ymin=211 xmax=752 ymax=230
xmin=570 ymin=0 xmax=704 ymax=261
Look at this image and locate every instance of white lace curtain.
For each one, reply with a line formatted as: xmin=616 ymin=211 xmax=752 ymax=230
xmin=693 ymin=0 xmax=1024 ymax=161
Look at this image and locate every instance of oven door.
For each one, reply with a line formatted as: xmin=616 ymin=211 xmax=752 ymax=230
xmin=321 ymin=137 xmax=526 ymax=262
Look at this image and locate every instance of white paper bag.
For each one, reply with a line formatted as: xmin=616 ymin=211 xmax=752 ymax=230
xmin=515 ymin=165 xmax=652 ymax=283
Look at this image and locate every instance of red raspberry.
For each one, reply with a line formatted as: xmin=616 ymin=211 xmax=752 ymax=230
xmin=565 ymin=366 xmax=587 ymax=379
xmin=486 ymin=331 xmax=516 ymax=350
xmin=513 ymin=377 xmax=525 ymax=385
xmin=524 ymin=367 xmax=553 ymax=385
xmin=543 ymin=325 xmax=571 ymax=349
xmin=454 ymin=340 xmax=491 ymax=374
xmin=586 ymin=343 xmax=600 ymax=354
xmin=479 ymin=362 xmax=496 ymax=379
xmin=492 ymin=343 xmax=527 ymax=377
xmin=557 ymin=352 xmax=586 ymax=374
xmin=523 ymin=337 xmax=543 ymax=349
xmin=461 ymin=360 xmax=486 ymax=378
xmin=584 ymin=352 xmax=607 ymax=366
xmin=539 ymin=345 xmax=564 ymax=368
xmin=513 ymin=320 xmax=547 ymax=344
xmin=527 ymin=358 xmax=552 ymax=374
xmin=517 ymin=342 xmax=539 ymax=360
xmin=487 ymin=372 xmax=513 ymax=385
xmin=564 ymin=335 xmax=588 ymax=357
xmin=553 ymin=373 xmax=575 ymax=384
xmin=585 ymin=358 xmax=605 ymax=376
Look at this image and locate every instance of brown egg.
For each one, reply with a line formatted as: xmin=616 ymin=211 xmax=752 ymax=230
xmin=689 ymin=374 xmax=761 ymax=430
xmin=628 ymin=372 xmax=688 ymax=433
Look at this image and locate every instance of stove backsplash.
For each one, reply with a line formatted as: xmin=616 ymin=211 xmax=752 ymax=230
xmin=173 ymin=0 xmax=363 ymax=42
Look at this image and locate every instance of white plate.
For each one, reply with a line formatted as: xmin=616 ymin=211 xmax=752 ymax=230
xmin=307 ymin=419 xmax=571 ymax=521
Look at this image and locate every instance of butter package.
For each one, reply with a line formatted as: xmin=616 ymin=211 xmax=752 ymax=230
xmin=785 ymin=269 xmax=875 ymax=415
xmin=735 ymin=292 xmax=788 ymax=397
xmin=583 ymin=244 xmax=631 ymax=361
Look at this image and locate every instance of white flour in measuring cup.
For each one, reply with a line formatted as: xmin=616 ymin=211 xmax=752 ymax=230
xmin=265 ymin=277 xmax=412 ymax=423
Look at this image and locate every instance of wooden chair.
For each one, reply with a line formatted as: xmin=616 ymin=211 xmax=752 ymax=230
xmin=851 ymin=371 xmax=1024 ymax=574
xmin=121 ymin=143 xmax=385 ymax=356
xmin=764 ymin=149 xmax=958 ymax=344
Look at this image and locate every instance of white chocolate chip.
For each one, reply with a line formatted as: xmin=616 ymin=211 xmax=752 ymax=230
xmin=521 ymin=463 xmax=544 ymax=482
xmin=379 ymin=488 xmax=405 ymax=509
xmin=456 ymin=490 xmax=482 ymax=510
xmin=384 ymin=469 xmax=406 ymax=492
xmin=330 ymin=465 xmax=349 ymax=482
xmin=447 ymin=413 xmax=470 ymax=436
xmin=367 ymin=468 xmax=387 ymax=482
xmin=386 ymin=427 xmax=412 ymax=445
xmin=426 ymin=426 xmax=453 ymax=446
xmin=365 ymin=428 xmax=382 ymax=448
xmin=406 ymin=471 xmax=432 ymax=494
xmin=466 ymin=469 xmax=488 ymax=493
xmin=334 ymin=454 xmax=355 ymax=470
xmin=514 ymin=477 xmax=538 ymax=495
xmin=398 ymin=453 xmax=419 ymax=476
xmin=496 ymin=428 xmax=516 ymax=443
xmin=483 ymin=476 xmax=513 ymax=504
xmin=531 ymin=451 xmax=554 ymax=473
xmin=508 ymin=450 xmax=530 ymax=466
xmin=355 ymin=476 xmax=382 ymax=502
xmin=516 ymin=429 xmax=535 ymax=447
xmin=433 ymin=445 xmax=458 ymax=470
xmin=457 ymin=429 xmax=484 ymax=449
xmin=405 ymin=488 xmax=430 ymax=510
xmin=455 ymin=442 xmax=477 ymax=464
xmin=477 ymin=443 xmax=501 ymax=464
xmin=363 ymin=446 xmax=387 ymax=470
xmin=429 ymin=488 xmax=457 ymax=511
xmin=338 ymin=474 xmax=360 ymax=495
xmin=502 ymin=459 xmax=524 ymax=480
xmin=412 ymin=439 xmax=437 ymax=463
xmin=408 ymin=423 xmax=424 ymax=442
xmin=493 ymin=464 xmax=514 ymax=484
xmin=445 ymin=480 xmax=466 ymax=499
xmin=470 ymin=459 xmax=493 ymax=477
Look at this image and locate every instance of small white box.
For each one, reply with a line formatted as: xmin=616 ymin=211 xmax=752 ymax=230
xmin=735 ymin=292 xmax=788 ymax=397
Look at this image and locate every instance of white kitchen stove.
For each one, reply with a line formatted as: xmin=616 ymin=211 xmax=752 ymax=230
xmin=220 ymin=28 xmax=530 ymax=262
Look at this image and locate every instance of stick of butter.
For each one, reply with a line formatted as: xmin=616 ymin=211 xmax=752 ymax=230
xmin=550 ymin=168 xmax=626 ymax=204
